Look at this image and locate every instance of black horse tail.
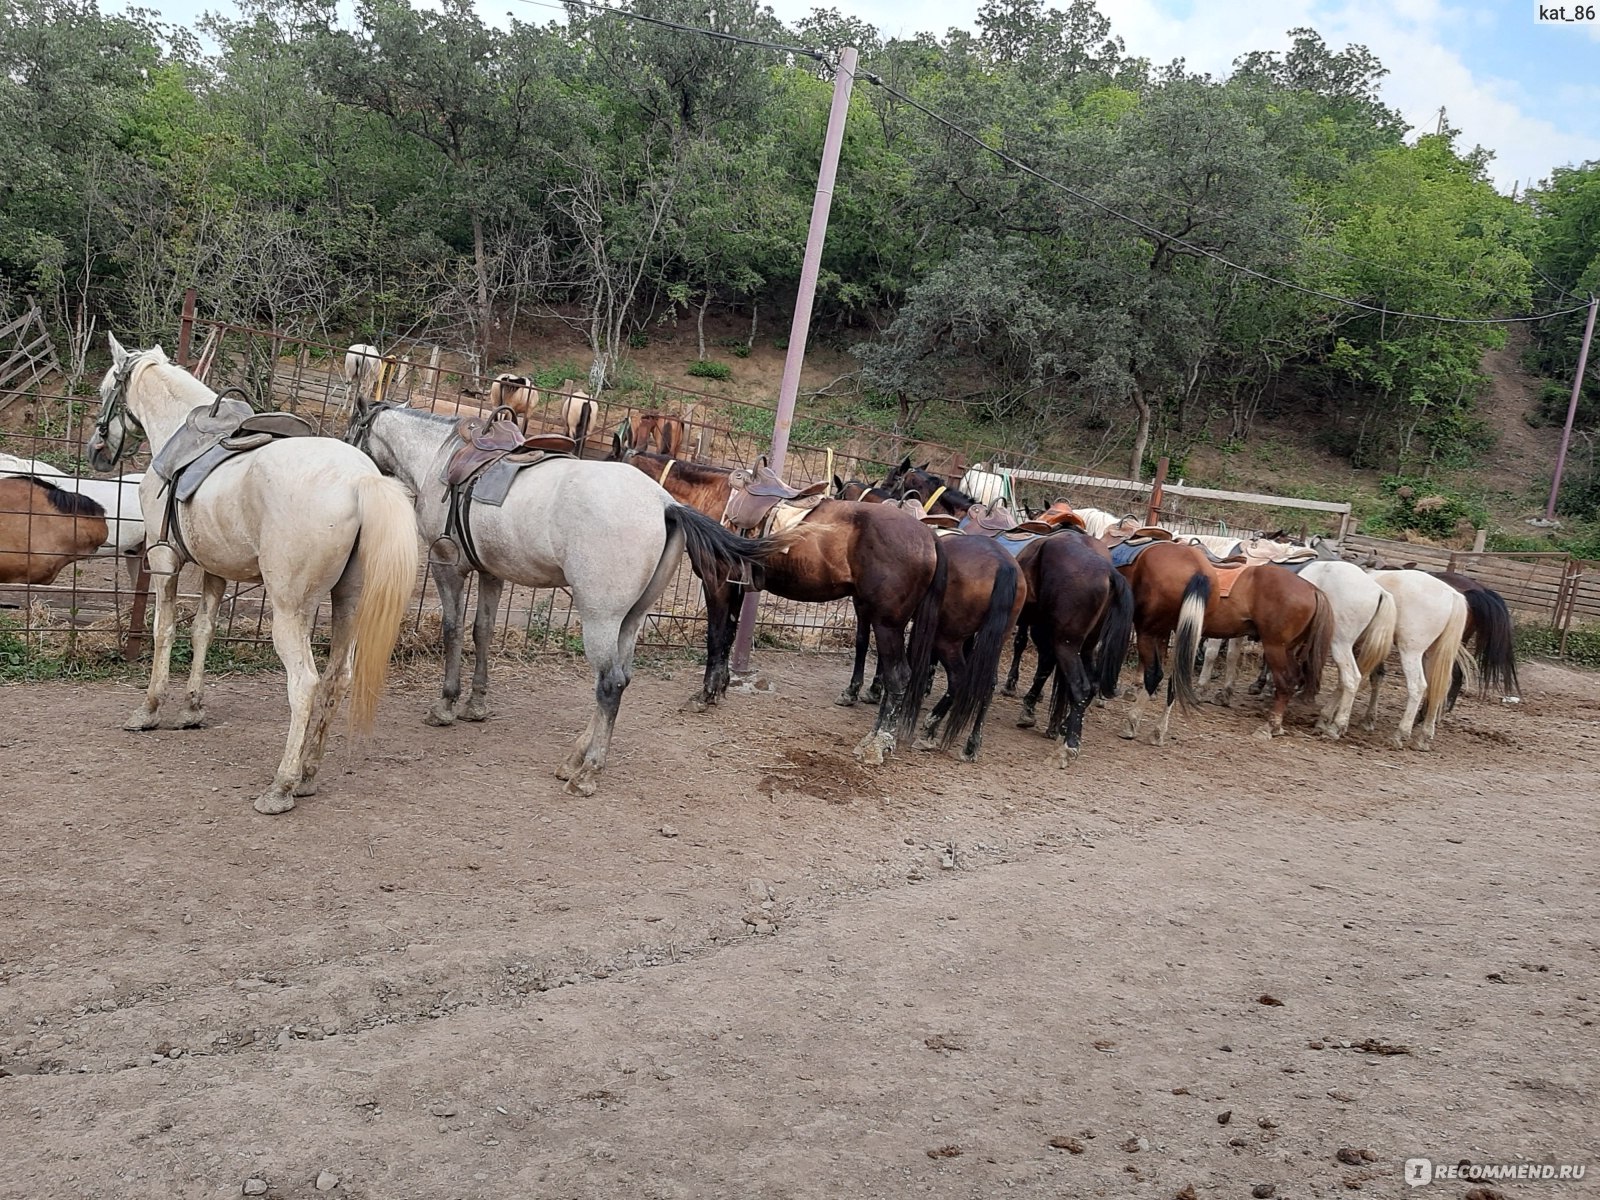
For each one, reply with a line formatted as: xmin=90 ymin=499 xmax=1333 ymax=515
xmin=1092 ymin=565 xmax=1135 ymax=700
xmin=1045 ymin=639 xmax=1090 ymax=739
xmin=1464 ymin=585 xmax=1519 ymax=698
xmin=669 ymin=504 xmax=779 ymax=587
xmin=1169 ymin=571 xmax=1210 ymax=712
xmin=899 ymin=534 xmax=949 ymax=740
xmin=938 ymin=554 xmax=1020 ymax=751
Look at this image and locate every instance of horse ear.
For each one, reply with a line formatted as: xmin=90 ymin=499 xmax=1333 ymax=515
xmin=832 ymin=474 xmax=845 ymax=493
xmin=896 ymin=456 xmax=911 ymax=472
xmin=108 ymin=332 xmax=127 ymax=367
xmin=917 ymin=461 xmax=930 ymax=472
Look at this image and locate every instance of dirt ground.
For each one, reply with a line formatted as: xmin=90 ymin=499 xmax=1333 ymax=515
xmin=1 ymin=650 xmax=1596 ymax=1200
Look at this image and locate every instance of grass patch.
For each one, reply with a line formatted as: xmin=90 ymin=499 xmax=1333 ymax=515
xmin=1514 ymin=622 xmax=1600 ymax=668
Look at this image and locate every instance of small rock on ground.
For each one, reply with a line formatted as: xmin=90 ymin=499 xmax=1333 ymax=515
xmin=315 ymin=1170 xmax=339 ymax=1192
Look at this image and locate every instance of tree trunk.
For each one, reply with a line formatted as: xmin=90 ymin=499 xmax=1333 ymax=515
xmin=697 ymin=289 xmax=710 ymax=360
xmin=1130 ymin=382 xmax=1152 ymax=482
xmin=749 ymin=301 xmax=758 ymax=348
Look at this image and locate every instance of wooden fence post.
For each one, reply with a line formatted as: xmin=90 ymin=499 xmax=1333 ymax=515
xmin=1145 ymin=456 xmax=1169 ymax=525
xmin=176 ymin=287 xmax=196 ymax=368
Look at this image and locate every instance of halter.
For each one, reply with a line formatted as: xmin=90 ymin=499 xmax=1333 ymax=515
xmin=93 ymin=353 xmax=149 ymax=462
xmin=345 ymin=399 xmax=401 ymax=454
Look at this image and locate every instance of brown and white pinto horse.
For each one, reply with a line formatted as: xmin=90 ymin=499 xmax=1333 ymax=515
xmin=1119 ymin=541 xmax=1334 ymax=744
xmin=0 ymin=476 xmax=109 ymax=584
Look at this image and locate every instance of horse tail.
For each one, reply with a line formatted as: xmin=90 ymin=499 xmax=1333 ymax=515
xmin=1295 ymin=588 xmax=1336 ymax=698
xmin=937 ymin=553 xmax=1019 ymax=751
xmin=573 ymin=398 xmax=595 ymax=456
xmin=1093 ymin=565 xmax=1135 ymax=699
xmin=667 ymin=503 xmax=776 ymax=586
xmin=900 ymin=534 xmax=949 ymax=740
xmin=1463 ymin=585 xmax=1519 ymax=698
xmin=348 ymin=474 xmax=421 ymax=734
xmin=1423 ymin=591 xmax=1470 ymax=729
xmin=1170 ymin=571 xmax=1210 ymax=712
xmin=1352 ymin=588 xmax=1398 ymax=681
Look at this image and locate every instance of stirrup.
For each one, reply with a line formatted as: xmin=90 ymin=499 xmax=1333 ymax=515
xmin=145 ymin=542 xmax=182 ymax=576
xmin=428 ymin=534 xmax=462 ymax=566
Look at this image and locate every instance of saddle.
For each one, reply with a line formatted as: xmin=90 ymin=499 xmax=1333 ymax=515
xmin=1036 ymin=500 xmax=1087 ymax=531
xmin=145 ymin=396 xmax=315 ymax=574
xmin=1212 ymin=561 xmax=1256 ymax=599
xmin=724 ymin=457 xmax=827 ymax=532
xmin=442 ymin=410 xmax=576 ymax=499
xmin=1107 ymin=531 xmax=1175 ymax=569
xmin=946 ymin=501 xmax=1066 ymax=545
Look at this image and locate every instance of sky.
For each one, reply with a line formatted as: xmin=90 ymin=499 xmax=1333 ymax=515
xmin=154 ymin=0 xmax=1600 ymax=192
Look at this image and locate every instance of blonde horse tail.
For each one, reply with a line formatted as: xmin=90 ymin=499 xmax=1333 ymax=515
xmin=1170 ymin=571 xmax=1210 ymax=712
xmin=1422 ymin=591 xmax=1469 ymax=731
xmin=348 ymin=474 xmax=420 ymax=734
xmin=1353 ymin=588 xmax=1397 ymax=680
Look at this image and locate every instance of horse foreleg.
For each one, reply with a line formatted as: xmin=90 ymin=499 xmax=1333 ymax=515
xmin=426 ymin=565 xmax=471 ymax=726
xmin=1317 ymin=640 xmax=1362 ymax=739
xmin=296 ymin=584 xmax=359 ymax=797
xmin=855 ymin=621 xmax=907 ymax=765
xmin=1215 ymin=637 xmax=1249 ymax=707
xmin=256 ymin=608 xmax=320 ymax=814
xmin=916 ymin=644 xmax=961 ymax=751
xmin=124 ymin=571 xmax=181 ymax=732
xmin=459 ymin=575 xmax=504 ymax=722
xmin=1002 ymin=618 xmax=1029 ymax=696
xmin=836 ymin=599 xmax=872 ymax=706
xmin=175 ymin=572 xmax=226 ymax=729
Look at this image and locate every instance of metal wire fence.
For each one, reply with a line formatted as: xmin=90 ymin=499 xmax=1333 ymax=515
xmin=1 ymin=313 xmax=1355 ymax=677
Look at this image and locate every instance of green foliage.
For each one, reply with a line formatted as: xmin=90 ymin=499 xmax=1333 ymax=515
xmin=1366 ymin=475 xmax=1485 ymax=539
xmin=1515 ymin=623 xmax=1600 ymax=668
xmin=687 ymin=359 xmax=733 ymax=381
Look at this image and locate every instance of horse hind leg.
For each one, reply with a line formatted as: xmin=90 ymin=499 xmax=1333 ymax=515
xmin=1255 ymin=642 xmax=1295 ymax=740
xmin=559 ymin=609 xmax=641 ymax=796
xmin=1316 ymin=639 xmax=1361 ymax=739
xmin=1002 ymin=620 xmax=1029 ymax=696
xmin=1121 ymin=633 xmax=1163 ymax=741
xmin=1360 ymin=662 xmax=1385 ymax=732
xmin=175 ymin=572 xmax=227 ymax=729
xmin=855 ymin=620 xmax=907 ymax=766
xmin=1390 ymin=652 xmax=1426 ymax=750
xmin=295 ymin=584 xmax=360 ymax=797
xmin=836 ymin=600 xmax=872 ymax=706
xmin=124 ymin=571 xmax=182 ymax=732
xmin=425 ymin=566 xmax=471 ymax=727
xmin=1017 ymin=625 xmax=1053 ymax=729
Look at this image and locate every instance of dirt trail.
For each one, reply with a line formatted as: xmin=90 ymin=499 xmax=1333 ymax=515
xmin=1 ymin=654 xmax=1596 ymax=1198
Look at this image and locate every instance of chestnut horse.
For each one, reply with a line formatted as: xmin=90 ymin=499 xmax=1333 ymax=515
xmin=0 ymin=476 xmax=109 ymax=584
xmin=1120 ymin=541 xmax=1334 ymax=744
xmin=631 ymin=412 xmax=685 ymax=458
xmin=1007 ymin=531 xmax=1135 ymax=766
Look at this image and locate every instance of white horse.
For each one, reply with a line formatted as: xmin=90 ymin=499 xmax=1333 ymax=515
xmin=559 ymin=389 xmax=598 ymax=453
xmin=342 ymin=344 xmax=412 ymax=410
xmin=959 ymin=464 xmax=1009 ymax=507
xmin=353 ymin=402 xmax=777 ymax=796
xmin=1075 ymin=507 xmax=1141 ymax=539
xmin=88 ymin=336 xmax=420 ymax=814
xmin=1359 ymin=569 xmax=1471 ymax=750
xmin=1200 ymin=562 xmax=1398 ymax=739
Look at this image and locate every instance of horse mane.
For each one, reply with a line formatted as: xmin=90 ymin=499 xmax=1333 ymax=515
xmin=629 ymin=452 xmax=730 ymax=484
xmin=19 ymin=476 xmax=107 ymax=518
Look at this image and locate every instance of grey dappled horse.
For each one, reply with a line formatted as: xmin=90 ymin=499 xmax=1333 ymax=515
xmin=352 ymin=402 xmax=776 ymax=796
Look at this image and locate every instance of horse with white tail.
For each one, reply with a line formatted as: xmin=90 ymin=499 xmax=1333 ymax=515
xmin=349 ymin=400 xmax=782 ymax=796
xmin=1360 ymin=569 xmax=1472 ymax=750
xmin=87 ymin=336 xmax=420 ymax=814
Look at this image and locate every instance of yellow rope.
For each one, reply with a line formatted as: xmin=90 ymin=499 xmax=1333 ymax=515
xmin=925 ymin=484 xmax=947 ymax=513
xmin=658 ymin=460 xmax=675 ymax=487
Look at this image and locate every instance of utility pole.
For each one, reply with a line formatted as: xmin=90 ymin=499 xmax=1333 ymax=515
xmin=1544 ymin=294 xmax=1599 ymax=522
xmin=730 ymin=46 xmax=858 ymax=675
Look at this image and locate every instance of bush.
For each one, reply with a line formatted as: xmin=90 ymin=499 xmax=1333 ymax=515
xmin=1370 ymin=475 xmax=1485 ymax=540
xmin=627 ymin=331 xmax=649 ymax=349
xmin=1515 ymin=622 xmax=1600 ymax=668
xmin=731 ymin=342 xmax=751 ymax=358
xmin=687 ymin=360 xmax=732 ymax=381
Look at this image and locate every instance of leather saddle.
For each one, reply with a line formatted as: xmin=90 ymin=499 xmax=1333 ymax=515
xmin=152 ymin=398 xmax=315 ymax=502
xmin=725 ymin=457 xmax=827 ymax=532
xmin=1036 ymin=500 xmax=1087 ymax=531
xmin=443 ymin=409 xmax=576 ymax=496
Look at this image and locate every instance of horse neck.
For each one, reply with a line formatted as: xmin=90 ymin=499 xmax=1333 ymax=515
xmin=373 ymin=407 xmax=452 ymax=494
xmin=133 ymin=362 xmax=217 ymax=454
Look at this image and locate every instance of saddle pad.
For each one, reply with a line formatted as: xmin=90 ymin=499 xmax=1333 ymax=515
xmin=1213 ymin=563 xmax=1254 ymax=599
xmin=768 ymin=494 xmax=825 ymax=538
xmin=995 ymin=531 xmax=1040 ymax=558
xmin=471 ymin=452 xmax=565 ymax=506
xmin=1109 ymin=537 xmax=1165 ymax=569
xmin=174 ymin=443 xmax=245 ymax=503
xmin=151 ymin=397 xmax=257 ymax=483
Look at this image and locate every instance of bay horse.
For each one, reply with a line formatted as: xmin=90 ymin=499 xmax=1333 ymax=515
xmin=354 ymin=402 xmax=779 ymax=795
xmin=1007 ymin=530 xmax=1134 ymax=766
xmin=0 ymin=476 xmax=109 ymax=584
xmin=1358 ymin=570 xmax=1471 ymax=750
xmin=832 ymin=477 xmax=891 ymax=503
xmin=907 ymin=534 xmax=1024 ymax=762
xmin=880 ymin=459 xmax=974 ymax=518
xmin=88 ymin=336 xmax=420 ymax=814
xmin=1120 ymin=541 xmax=1334 ymax=744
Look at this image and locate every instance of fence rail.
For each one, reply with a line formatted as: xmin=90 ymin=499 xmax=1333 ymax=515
xmin=2 ymin=308 xmax=1445 ymax=672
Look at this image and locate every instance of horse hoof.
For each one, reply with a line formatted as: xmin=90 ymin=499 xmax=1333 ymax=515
xmin=833 ymin=692 xmax=858 ymax=708
xmin=681 ymin=693 xmax=711 ymax=714
xmin=913 ymin=737 xmax=939 ymax=752
xmin=956 ymin=749 xmax=977 ymax=764
xmin=1119 ymin=727 xmax=1138 ymax=741
xmin=124 ymin=709 xmax=160 ymax=732
xmin=1214 ymin=690 xmax=1234 ymax=708
xmin=292 ymin=777 xmax=320 ymax=798
xmin=253 ymin=789 xmax=296 ymax=815
xmin=562 ymin=773 xmax=598 ymax=797
xmin=1252 ymin=725 xmax=1275 ymax=742
xmin=175 ymin=707 xmax=206 ymax=729
xmin=1000 ymin=683 xmax=1018 ymax=698
xmin=1410 ymin=737 xmax=1433 ymax=752
xmin=1388 ymin=734 xmax=1406 ymax=750
xmin=853 ymin=732 xmax=892 ymax=766
xmin=459 ymin=700 xmax=489 ymax=722
xmin=1055 ymin=745 xmax=1080 ymax=768
xmin=1015 ymin=707 xmax=1036 ymax=728
xmin=1319 ymin=726 xmax=1343 ymax=741
xmin=423 ymin=705 xmax=456 ymax=727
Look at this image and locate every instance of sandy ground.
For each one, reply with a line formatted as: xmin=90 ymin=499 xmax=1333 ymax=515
xmin=1 ymin=650 xmax=1597 ymax=1200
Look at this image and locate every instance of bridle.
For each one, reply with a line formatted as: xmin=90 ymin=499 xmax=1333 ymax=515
xmin=345 ymin=398 xmax=399 ymax=455
xmin=93 ymin=353 xmax=148 ymax=463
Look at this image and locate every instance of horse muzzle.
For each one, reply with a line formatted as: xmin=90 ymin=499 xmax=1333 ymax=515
xmin=86 ymin=436 xmax=116 ymax=474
